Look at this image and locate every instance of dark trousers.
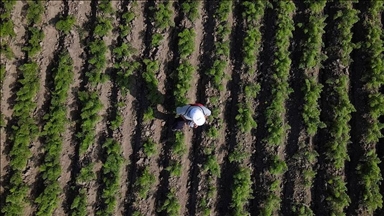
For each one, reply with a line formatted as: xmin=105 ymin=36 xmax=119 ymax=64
xmin=172 ymin=116 xmax=186 ymax=130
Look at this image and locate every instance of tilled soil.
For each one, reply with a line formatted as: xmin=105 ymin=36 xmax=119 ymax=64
xmin=1 ymin=1 xmax=383 ymax=216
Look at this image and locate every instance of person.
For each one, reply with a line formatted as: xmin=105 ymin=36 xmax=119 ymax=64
xmin=172 ymin=103 xmax=211 ymax=131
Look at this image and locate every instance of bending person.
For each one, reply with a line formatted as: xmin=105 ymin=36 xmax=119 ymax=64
xmin=172 ymin=103 xmax=211 ymax=131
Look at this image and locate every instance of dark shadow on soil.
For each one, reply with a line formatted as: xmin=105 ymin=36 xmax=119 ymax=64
xmin=281 ymin=1 xmax=306 ymax=215
xmin=186 ymin=1 xmax=216 ymax=215
xmin=346 ymin=1 xmax=368 ymax=215
xmin=216 ymin=1 xmax=244 ymax=215
xmin=249 ymin=4 xmax=277 ymax=215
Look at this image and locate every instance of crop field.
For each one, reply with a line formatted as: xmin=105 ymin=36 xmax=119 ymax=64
xmin=0 ymin=0 xmax=383 ymax=215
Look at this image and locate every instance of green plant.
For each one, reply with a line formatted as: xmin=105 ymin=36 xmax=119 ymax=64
xmin=165 ymin=161 xmax=182 ymax=177
xmin=158 ymin=189 xmax=180 ymax=216
xmin=142 ymin=59 xmax=162 ymax=104
xmin=203 ymin=155 xmax=221 ymax=177
xmin=229 ymin=145 xmax=250 ymax=163
xmin=292 ymin=203 xmax=314 ymax=216
xmin=269 ymin=156 xmax=288 ymax=175
xmin=97 ymin=139 xmax=123 ymax=215
xmin=135 ymin=166 xmax=155 ymax=199
xmin=326 ymin=176 xmax=351 ymax=215
xmin=231 ymin=167 xmax=253 ymax=216
xmin=70 ymin=189 xmax=87 ymax=216
xmin=26 ymin=1 xmax=44 ymax=24
xmin=173 ymin=131 xmax=186 ymax=156
xmin=153 ymin=2 xmax=174 ymax=30
xmin=206 ymin=127 xmax=219 ymax=138
xmin=23 ymin=27 xmax=44 ymax=57
xmin=235 ymin=103 xmax=257 ymax=133
xmin=302 ymin=77 xmax=325 ymax=135
xmin=77 ymin=163 xmax=95 ymax=183
xmin=76 ymin=91 xmax=103 ymax=154
xmin=56 ymin=15 xmax=76 ymax=33
xmin=94 ymin=17 xmax=113 ymax=37
xmin=35 ymin=53 xmax=73 ymax=215
xmin=151 ymin=33 xmax=164 ymax=47
xmin=143 ymin=139 xmax=157 ymax=157
xmin=109 ymin=113 xmax=123 ymax=131
xmin=143 ymin=107 xmax=154 ymax=122
xmin=178 ymin=28 xmax=195 ymax=58
xmin=181 ymin=0 xmax=199 ymax=21
xmin=173 ymin=60 xmax=194 ymax=106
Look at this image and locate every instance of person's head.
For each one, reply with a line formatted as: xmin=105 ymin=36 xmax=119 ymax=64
xmin=190 ymin=107 xmax=205 ymax=126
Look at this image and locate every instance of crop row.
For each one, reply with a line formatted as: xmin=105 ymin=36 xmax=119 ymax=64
xmin=0 ymin=0 xmax=16 ymax=126
xmin=230 ymin=1 xmax=266 ymax=216
xmin=101 ymin=8 xmax=139 ymax=212
xmin=2 ymin=1 xmax=44 ymax=215
xmin=322 ymin=1 xmax=358 ymax=215
xmin=97 ymin=4 xmax=127 ymax=213
xmin=291 ymin=0 xmax=326 ymax=214
xmin=0 ymin=0 xmax=16 ymax=63
xmin=34 ymin=52 xmax=73 ymax=215
xmin=207 ymin=1 xmax=231 ymax=91
xmin=260 ymin=1 xmax=295 ymax=215
xmin=70 ymin=1 xmax=113 ymax=215
xmin=199 ymin=1 xmax=232 ymax=214
xmin=355 ymin=0 xmax=384 ymax=214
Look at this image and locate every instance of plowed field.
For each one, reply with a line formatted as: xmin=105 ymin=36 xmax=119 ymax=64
xmin=1 ymin=1 xmax=383 ymax=216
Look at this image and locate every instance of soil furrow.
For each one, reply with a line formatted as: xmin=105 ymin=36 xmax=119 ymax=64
xmin=346 ymin=1 xmax=367 ymax=214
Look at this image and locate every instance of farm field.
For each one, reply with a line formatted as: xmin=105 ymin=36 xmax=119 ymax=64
xmin=0 ymin=0 xmax=383 ymax=216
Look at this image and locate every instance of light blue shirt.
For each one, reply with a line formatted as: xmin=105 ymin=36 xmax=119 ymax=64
xmin=176 ymin=105 xmax=211 ymax=121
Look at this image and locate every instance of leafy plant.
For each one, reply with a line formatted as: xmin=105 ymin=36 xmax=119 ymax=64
xmin=35 ymin=53 xmax=73 ymax=215
xmin=153 ymin=1 xmax=174 ymax=30
xmin=135 ymin=167 xmax=155 ymax=199
xmin=26 ymin=1 xmax=44 ymax=24
xmin=143 ymin=107 xmax=154 ymax=122
xmin=23 ymin=27 xmax=44 ymax=57
xmin=56 ymin=15 xmax=76 ymax=33
xmin=94 ymin=17 xmax=113 ymax=37
xmin=181 ymin=0 xmax=199 ymax=21
xmin=203 ymin=155 xmax=221 ymax=177
xmin=178 ymin=28 xmax=195 ymax=58
xmin=143 ymin=139 xmax=157 ymax=157
xmin=231 ymin=167 xmax=253 ymax=216
xmin=165 ymin=161 xmax=182 ymax=177
xmin=158 ymin=189 xmax=180 ymax=216
xmin=97 ymin=139 xmax=123 ymax=215
xmin=151 ymin=33 xmax=164 ymax=47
